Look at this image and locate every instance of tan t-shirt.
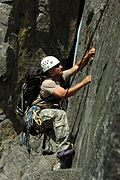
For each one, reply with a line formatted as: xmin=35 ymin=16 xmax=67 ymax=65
xmin=33 ymin=70 xmax=70 ymax=108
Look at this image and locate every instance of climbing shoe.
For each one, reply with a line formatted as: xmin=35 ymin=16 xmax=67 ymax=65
xmin=57 ymin=148 xmax=75 ymax=158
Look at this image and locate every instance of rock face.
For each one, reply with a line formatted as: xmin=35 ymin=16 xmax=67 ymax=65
xmin=67 ymin=0 xmax=120 ymax=179
xmin=0 ymin=0 xmax=120 ymax=180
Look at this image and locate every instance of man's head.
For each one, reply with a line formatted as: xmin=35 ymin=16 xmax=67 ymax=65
xmin=41 ymin=56 xmax=63 ymax=76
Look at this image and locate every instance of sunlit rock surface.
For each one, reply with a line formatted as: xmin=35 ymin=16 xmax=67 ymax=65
xmin=0 ymin=0 xmax=120 ymax=179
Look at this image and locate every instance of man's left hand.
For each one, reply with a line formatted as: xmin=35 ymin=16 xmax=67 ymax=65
xmin=88 ymin=48 xmax=95 ymax=60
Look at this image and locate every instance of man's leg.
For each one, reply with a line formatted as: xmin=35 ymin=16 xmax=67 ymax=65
xmin=40 ymin=109 xmax=71 ymax=152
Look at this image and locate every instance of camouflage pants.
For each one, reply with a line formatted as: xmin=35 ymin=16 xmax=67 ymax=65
xmin=40 ymin=109 xmax=71 ymax=152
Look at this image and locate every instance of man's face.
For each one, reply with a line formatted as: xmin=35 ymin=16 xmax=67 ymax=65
xmin=53 ymin=64 xmax=63 ymax=76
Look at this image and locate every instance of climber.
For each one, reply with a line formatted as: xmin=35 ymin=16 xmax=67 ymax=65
xmin=32 ymin=47 xmax=95 ymax=169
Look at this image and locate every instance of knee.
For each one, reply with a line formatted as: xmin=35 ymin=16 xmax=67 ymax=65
xmin=58 ymin=110 xmax=67 ymax=117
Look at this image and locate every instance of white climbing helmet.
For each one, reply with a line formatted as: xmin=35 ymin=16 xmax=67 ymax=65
xmin=41 ymin=56 xmax=60 ymax=73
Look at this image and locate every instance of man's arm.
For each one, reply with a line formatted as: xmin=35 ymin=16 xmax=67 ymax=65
xmin=69 ymin=48 xmax=95 ymax=76
xmin=53 ymin=75 xmax=91 ymax=98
